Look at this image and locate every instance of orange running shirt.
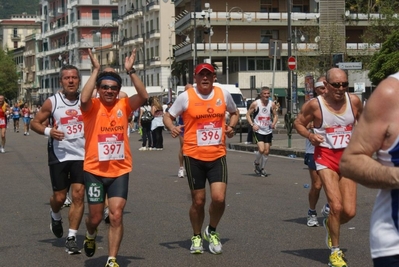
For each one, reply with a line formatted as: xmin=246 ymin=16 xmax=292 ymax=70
xmin=182 ymin=86 xmax=227 ymax=161
xmin=82 ymin=97 xmax=133 ymax=177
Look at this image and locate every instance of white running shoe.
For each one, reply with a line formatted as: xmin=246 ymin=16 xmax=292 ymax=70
xmin=202 ymin=226 xmax=222 ymax=254
xmin=178 ymin=167 xmax=185 ymax=178
xmin=321 ymin=203 xmax=330 ymax=218
xmin=0 ymin=147 xmax=5 ymax=153
xmin=307 ymin=212 xmax=319 ymax=227
xmin=138 ymin=147 xmax=147 ymax=151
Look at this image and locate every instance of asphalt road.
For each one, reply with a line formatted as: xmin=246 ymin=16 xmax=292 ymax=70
xmin=0 ymin=127 xmax=376 ymax=267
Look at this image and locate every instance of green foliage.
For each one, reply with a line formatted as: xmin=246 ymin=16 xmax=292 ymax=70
xmin=368 ymin=31 xmax=399 ymax=85
xmin=0 ymin=48 xmax=19 ymax=100
xmin=0 ymin=0 xmax=40 ymax=19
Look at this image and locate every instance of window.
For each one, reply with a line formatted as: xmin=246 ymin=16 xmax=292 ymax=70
xmin=112 ymin=10 xmax=119 ymax=21
xmin=14 ymin=41 xmax=18 ymax=48
xmin=13 ymin=28 xmax=18 ymax=37
xmin=92 ymin=10 xmax=99 ymax=25
xmin=260 ymin=0 xmax=278 ymax=12
xmin=260 ymin=30 xmax=278 ymax=44
xmin=292 ymin=0 xmax=309 ymax=12
xmin=248 ymin=57 xmax=285 ymax=71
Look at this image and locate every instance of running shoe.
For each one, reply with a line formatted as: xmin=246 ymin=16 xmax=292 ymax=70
xmin=83 ymin=231 xmax=97 ymax=257
xmin=138 ymin=147 xmax=147 ymax=151
xmin=178 ymin=167 xmax=185 ymax=178
xmin=65 ymin=236 xmax=81 ymax=255
xmin=26 ymin=132 xmax=29 ymax=136
xmin=202 ymin=226 xmax=222 ymax=254
xmin=0 ymin=147 xmax=5 ymax=153
xmin=104 ymin=206 xmax=110 ymax=224
xmin=190 ymin=235 xmax=204 ymax=254
xmin=105 ymin=258 xmax=119 ymax=267
xmin=50 ymin=211 xmax=63 ymax=238
xmin=260 ymin=169 xmax=268 ymax=177
xmin=253 ymin=161 xmax=261 ymax=175
xmin=321 ymin=203 xmax=330 ymax=218
xmin=328 ymin=250 xmax=347 ymax=267
xmin=307 ymin=211 xmax=319 ymax=227
xmin=323 ymin=218 xmax=332 ymax=249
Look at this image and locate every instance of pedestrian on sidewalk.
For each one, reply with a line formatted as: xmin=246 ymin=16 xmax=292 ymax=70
xmin=246 ymin=86 xmax=278 ymax=177
xmin=163 ymin=63 xmax=238 ymax=255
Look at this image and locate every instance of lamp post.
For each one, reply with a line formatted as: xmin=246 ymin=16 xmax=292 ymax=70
xmin=225 ymin=3 xmax=252 ymax=84
xmin=293 ymin=27 xmax=305 ymax=114
xmin=201 ymin=3 xmax=213 ymax=63
xmin=285 ymin=0 xmax=293 ymax=148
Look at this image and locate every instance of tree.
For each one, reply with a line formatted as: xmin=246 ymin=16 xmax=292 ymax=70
xmin=0 ymin=48 xmax=19 ymax=101
xmin=368 ymin=30 xmax=399 ymax=85
xmin=354 ymin=0 xmax=399 ymax=85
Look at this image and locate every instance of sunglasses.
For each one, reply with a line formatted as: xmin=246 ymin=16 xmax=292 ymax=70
xmin=328 ymin=82 xmax=349 ymax=88
xmin=100 ymin=84 xmax=120 ymax=91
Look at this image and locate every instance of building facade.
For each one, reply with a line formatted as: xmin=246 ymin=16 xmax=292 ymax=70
xmin=0 ymin=13 xmax=40 ymax=50
xmin=35 ymin=0 xmax=119 ymax=103
xmin=116 ymin=0 xmax=175 ymax=92
xmin=173 ymin=0 xmax=380 ymax=112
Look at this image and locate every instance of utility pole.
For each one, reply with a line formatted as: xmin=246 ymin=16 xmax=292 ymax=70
xmin=285 ymin=0 xmax=293 ymax=148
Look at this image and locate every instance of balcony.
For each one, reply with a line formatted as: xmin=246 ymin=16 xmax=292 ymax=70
xmin=73 ymin=0 xmax=118 ymax=6
xmin=175 ymin=11 xmax=320 ymax=31
xmin=174 ymin=41 xmax=381 ymax=59
xmin=11 ymin=34 xmax=21 ymax=41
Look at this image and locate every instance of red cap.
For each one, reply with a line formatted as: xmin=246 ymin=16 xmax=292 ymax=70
xmin=194 ymin=63 xmax=214 ymax=75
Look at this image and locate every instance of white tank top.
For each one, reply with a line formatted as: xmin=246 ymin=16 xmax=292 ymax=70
xmin=47 ymin=93 xmax=85 ymax=164
xmin=253 ymin=99 xmax=273 ymax=135
xmin=369 ymin=72 xmax=399 ymax=259
xmin=313 ymin=93 xmax=355 ymax=149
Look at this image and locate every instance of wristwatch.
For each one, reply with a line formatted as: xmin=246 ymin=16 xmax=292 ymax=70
xmin=126 ymin=68 xmax=136 ymax=75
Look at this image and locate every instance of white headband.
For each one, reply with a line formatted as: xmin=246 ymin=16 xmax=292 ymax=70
xmin=315 ymin=81 xmax=324 ymax=88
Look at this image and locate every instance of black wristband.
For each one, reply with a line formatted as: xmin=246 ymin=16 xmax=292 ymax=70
xmin=126 ymin=68 xmax=136 ymax=75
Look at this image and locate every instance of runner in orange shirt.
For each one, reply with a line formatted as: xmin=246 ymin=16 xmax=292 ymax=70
xmin=80 ymin=48 xmax=148 ymax=267
xmin=164 ymin=63 xmax=239 ymax=255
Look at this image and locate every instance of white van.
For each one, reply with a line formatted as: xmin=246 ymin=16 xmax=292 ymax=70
xmin=214 ymin=83 xmax=247 ymax=127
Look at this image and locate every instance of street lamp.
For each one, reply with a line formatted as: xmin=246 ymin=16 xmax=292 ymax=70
xmin=201 ymin=3 xmax=213 ymax=63
xmin=225 ymin=3 xmax=252 ymax=84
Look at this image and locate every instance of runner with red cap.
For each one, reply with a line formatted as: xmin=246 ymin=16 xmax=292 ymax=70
xmin=163 ymin=62 xmax=239 ymax=254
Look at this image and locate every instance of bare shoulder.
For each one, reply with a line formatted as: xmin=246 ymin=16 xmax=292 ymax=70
xmin=119 ymin=91 xmax=128 ymax=98
xmin=301 ymin=97 xmax=319 ymax=113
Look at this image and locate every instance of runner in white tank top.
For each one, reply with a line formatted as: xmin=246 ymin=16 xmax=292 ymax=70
xmin=246 ymin=87 xmax=278 ymax=177
xmin=294 ymin=68 xmax=362 ymax=266
xmin=341 ymin=71 xmax=399 ymax=266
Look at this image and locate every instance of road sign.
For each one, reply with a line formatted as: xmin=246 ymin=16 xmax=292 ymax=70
xmin=288 ymin=56 xmax=296 ymax=70
xmin=337 ymin=62 xmax=362 ymax=70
